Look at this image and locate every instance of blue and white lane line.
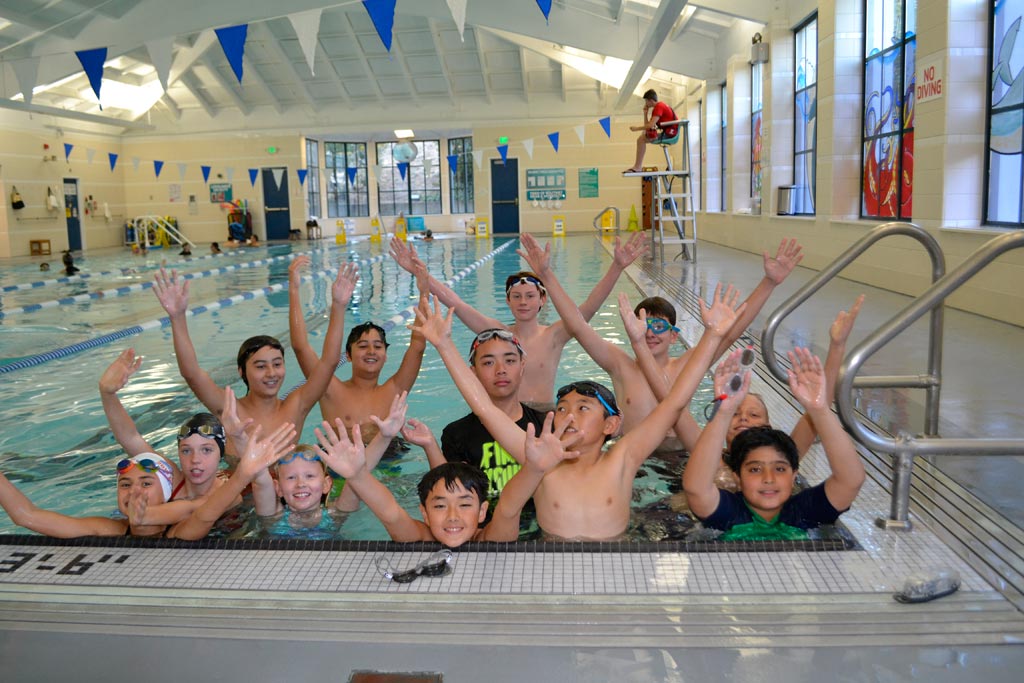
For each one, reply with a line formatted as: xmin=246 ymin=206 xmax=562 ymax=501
xmin=0 ymin=250 xmax=390 ymax=375
xmin=0 ymin=245 xmax=341 ymax=319
xmin=281 ymin=239 xmax=516 ymax=398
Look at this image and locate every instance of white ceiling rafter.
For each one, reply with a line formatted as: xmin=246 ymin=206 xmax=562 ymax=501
xmin=614 ymin=0 xmax=689 ymax=110
xmin=200 ymin=54 xmax=252 ymax=116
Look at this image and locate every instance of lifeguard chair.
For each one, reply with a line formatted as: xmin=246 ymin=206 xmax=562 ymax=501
xmin=624 ymin=119 xmax=698 ymax=263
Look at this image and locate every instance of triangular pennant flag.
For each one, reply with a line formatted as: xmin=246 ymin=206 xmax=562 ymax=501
xmin=362 ymin=0 xmax=397 ymax=52
xmin=132 ymin=156 xmax=141 ymax=172
xmin=574 ymin=125 xmax=586 ymax=146
xmin=153 ymin=160 xmax=164 ymax=178
xmin=297 ymin=169 xmax=308 ymax=186
xmin=288 ymin=9 xmax=323 ymax=76
xmin=144 ymin=37 xmax=174 ymax=92
xmin=472 ymin=150 xmax=483 ymax=169
xmin=446 ymin=0 xmax=467 ymax=41
xmin=201 ymin=165 xmax=212 ymax=183
xmin=225 ymin=167 xmax=235 ymax=181
xmin=75 ymin=47 xmax=107 ymax=105
xmin=347 ymin=166 xmax=358 ymax=185
xmin=397 ymin=162 xmax=409 ymax=180
xmin=497 ymin=144 xmax=509 ymax=164
xmin=108 ymin=153 xmax=118 ymax=171
xmin=215 ymin=24 xmax=249 ymax=84
xmin=64 ymin=143 xmax=74 ymax=162
xmin=12 ymin=57 xmax=40 ymax=106
xmin=271 ymin=167 xmax=285 ymax=190
xmin=372 ymin=164 xmax=383 ymax=182
xmin=522 ymin=138 xmax=535 ymax=159
xmin=86 ymin=148 xmax=96 ymax=164
xmin=536 ymin=0 xmax=553 ymax=23
xmin=249 ymin=169 xmax=259 ymax=186
xmin=447 ymin=154 xmax=458 ymax=175
xmin=177 ymin=163 xmax=188 ymax=180
xmin=547 ymin=132 xmax=559 ymax=152
xmin=599 ymin=116 xmax=612 ymax=138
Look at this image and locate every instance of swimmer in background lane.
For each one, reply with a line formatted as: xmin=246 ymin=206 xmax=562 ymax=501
xmin=153 ymin=265 xmax=346 ymax=466
xmin=313 ymin=392 xmax=580 ymax=547
xmin=390 ymin=231 xmax=648 ymax=411
xmin=62 ymin=249 xmax=80 ymax=275
xmin=0 ymin=424 xmax=295 ymax=540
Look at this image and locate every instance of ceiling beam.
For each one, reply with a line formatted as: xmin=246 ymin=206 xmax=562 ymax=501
xmin=472 ymin=28 xmax=493 ymax=105
xmin=256 ymin=22 xmax=317 ymax=108
xmin=243 ymin=55 xmax=285 ymax=115
xmin=180 ymin=71 xmax=216 ymax=118
xmin=670 ymin=6 xmax=698 ymax=42
xmin=0 ymin=98 xmax=154 ymax=130
xmin=314 ymin=42 xmax=353 ymax=106
xmin=160 ymin=93 xmax=182 ymax=120
xmin=560 ymin=63 xmax=567 ymax=104
xmin=426 ymin=19 xmax=456 ymax=101
xmin=614 ymin=0 xmax=689 ymax=110
xmin=614 ymin=0 xmax=627 ymax=24
xmin=520 ymin=48 xmax=531 ymax=104
xmin=201 ymin=54 xmax=253 ymax=116
xmin=341 ymin=12 xmax=384 ymax=102
xmin=389 ymin=37 xmax=420 ymax=105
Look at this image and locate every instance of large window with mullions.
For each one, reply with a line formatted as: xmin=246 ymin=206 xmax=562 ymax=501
xmin=325 ymin=142 xmax=369 ymax=218
xmin=986 ymin=0 xmax=1024 ymax=225
xmin=861 ymin=0 xmax=916 ymax=219
xmin=376 ymin=140 xmax=442 ymax=216
xmin=794 ymin=15 xmax=817 ymax=215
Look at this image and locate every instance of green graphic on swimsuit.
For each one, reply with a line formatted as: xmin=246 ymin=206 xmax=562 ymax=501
xmin=479 ymin=440 xmax=522 ymax=496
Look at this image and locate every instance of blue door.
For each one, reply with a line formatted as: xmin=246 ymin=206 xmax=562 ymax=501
xmin=261 ymin=167 xmax=291 ymax=240
xmin=63 ymin=178 xmax=81 ymax=250
xmin=490 ymin=158 xmax=519 ymax=233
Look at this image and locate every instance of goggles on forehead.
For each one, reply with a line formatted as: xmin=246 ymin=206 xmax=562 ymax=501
xmin=646 ymin=318 xmax=680 ymax=334
xmin=505 ymin=276 xmax=546 ymax=295
xmin=468 ymin=329 xmax=525 ymax=362
xmin=278 ymin=450 xmax=322 ymax=466
xmin=556 ymin=381 xmax=620 ymax=417
xmin=117 ymin=457 xmax=162 ymax=474
xmin=177 ymin=422 xmax=225 ymax=441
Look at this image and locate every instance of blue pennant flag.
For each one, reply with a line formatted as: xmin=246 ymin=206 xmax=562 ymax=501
xmin=249 ymin=169 xmax=259 ymax=186
xmin=76 ymin=47 xmax=107 ymax=106
xmin=599 ymin=116 xmax=612 ymax=138
xmin=362 ymin=0 xmax=397 ymax=52
xmin=536 ymin=0 xmax=552 ymax=22
xmin=64 ymin=143 xmax=74 ymax=161
xmin=153 ymin=160 xmax=164 ymax=178
xmin=201 ymin=165 xmax=211 ymax=183
xmin=108 ymin=153 xmax=118 ymax=171
xmin=297 ymin=169 xmax=308 ymax=186
xmin=497 ymin=144 xmax=509 ymax=164
xmin=347 ymin=166 xmax=358 ymax=185
xmin=215 ymin=24 xmax=248 ymax=84
xmin=397 ymin=162 xmax=409 ymax=180
xmin=447 ymin=154 xmax=458 ymax=175
xmin=547 ymin=132 xmax=559 ymax=152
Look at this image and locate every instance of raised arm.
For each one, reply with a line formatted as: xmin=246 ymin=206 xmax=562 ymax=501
xmin=315 ymin=421 xmax=430 ymax=542
xmin=683 ymin=351 xmax=752 ymax=518
xmin=391 ymin=236 xmax=501 ymax=333
xmin=412 ymin=297 xmax=528 ymax=464
xmin=153 ymin=267 xmax=225 ymax=414
xmin=786 ymin=347 xmax=864 ymax=512
xmin=0 ymin=470 xmax=125 ymax=538
xmin=287 ymin=255 xmax=321 ymax=378
xmin=333 ymin=392 xmax=411 ymax=511
xmin=517 ymin=233 xmax=633 ymax=376
xmin=575 ymin=232 xmax=648 ymax=321
xmin=98 ymin=348 xmax=157 ymax=456
xmin=401 ymin=418 xmax=445 ymax=469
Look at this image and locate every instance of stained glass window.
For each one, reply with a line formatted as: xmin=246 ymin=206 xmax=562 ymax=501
xmin=794 ymin=15 xmax=818 ymax=215
xmin=986 ymin=0 xmax=1024 ymax=225
xmin=751 ymin=61 xmax=764 ymax=201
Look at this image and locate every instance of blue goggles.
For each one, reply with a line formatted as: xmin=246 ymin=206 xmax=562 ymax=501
xmin=278 ymin=450 xmax=322 ymax=466
xmin=556 ymin=381 xmax=620 ymax=417
xmin=646 ymin=318 xmax=680 ymax=334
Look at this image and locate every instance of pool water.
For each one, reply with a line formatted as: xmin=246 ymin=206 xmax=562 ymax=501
xmin=0 ymin=235 xmax=713 ymax=539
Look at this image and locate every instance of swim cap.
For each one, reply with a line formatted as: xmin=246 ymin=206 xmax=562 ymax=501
xmin=178 ymin=413 xmax=226 ymax=457
xmin=116 ymin=453 xmax=174 ymax=503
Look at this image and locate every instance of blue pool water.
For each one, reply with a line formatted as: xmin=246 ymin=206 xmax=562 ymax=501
xmin=0 ymin=235 xmax=711 ymax=538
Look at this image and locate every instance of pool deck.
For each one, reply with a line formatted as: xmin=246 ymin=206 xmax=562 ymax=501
xmin=1 ymin=236 xmax=1023 ymax=681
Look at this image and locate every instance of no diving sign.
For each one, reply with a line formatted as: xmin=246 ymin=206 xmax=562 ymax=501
xmin=915 ymin=55 xmax=944 ymax=104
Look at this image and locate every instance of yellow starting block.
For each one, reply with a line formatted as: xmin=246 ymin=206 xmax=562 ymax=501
xmin=475 ymin=217 xmax=489 ymax=238
xmin=553 ymin=215 xmax=566 ymax=237
xmin=369 ymin=216 xmax=383 ymax=243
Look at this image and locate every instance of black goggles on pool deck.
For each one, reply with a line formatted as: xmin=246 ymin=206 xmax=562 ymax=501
xmin=375 ymin=549 xmax=454 ymax=583
xmin=556 ymin=381 xmax=620 ymax=417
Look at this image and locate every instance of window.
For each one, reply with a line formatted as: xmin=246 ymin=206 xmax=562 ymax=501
xmin=376 ymin=140 xmax=442 ymax=216
xmin=325 ymin=142 xmax=369 ymax=217
xmin=751 ymin=61 xmax=764 ymax=201
xmin=695 ymin=98 xmax=703 ymax=212
xmin=448 ymin=136 xmax=475 ymax=214
xmin=794 ymin=15 xmax=818 ymax=215
xmin=986 ymin=0 xmax=1024 ymax=225
xmin=861 ymin=0 xmax=916 ymax=218
xmin=721 ymin=82 xmax=728 ymax=211
xmin=304 ymin=139 xmax=321 ymax=219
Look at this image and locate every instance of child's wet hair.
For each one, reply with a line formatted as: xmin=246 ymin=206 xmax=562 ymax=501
xmin=725 ymin=426 xmax=799 ymax=473
xmin=417 ymin=462 xmax=488 ymax=505
xmin=634 ymin=296 xmax=677 ymax=326
xmin=236 ymin=335 xmax=285 ymax=388
xmin=346 ymin=322 xmax=389 ymax=356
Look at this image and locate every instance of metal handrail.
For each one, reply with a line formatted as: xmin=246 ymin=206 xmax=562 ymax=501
xmin=761 ymin=221 xmax=946 ymax=530
xmin=835 ymin=229 xmax=1024 ymax=528
xmin=592 ymin=206 xmax=620 ymax=233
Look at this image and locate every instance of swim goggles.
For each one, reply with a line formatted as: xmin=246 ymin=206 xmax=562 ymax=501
xmin=646 ymin=318 xmax=680 ymax=334
xmin=556 ymin=380 xmax=620 ymax=417
xmin=278 ymin=450 xmax=322 ymax=465
xmin=375 ymin=549 xmax=453 ymax=583
xmin=505 ymin=275 xmax=546 ymax=295
xmin=116 ymin=457 xmax=163 ymax=474
xmin=468 ymin=328 xmax=525 ymax=363
xmin=177 ymin=422 xmax=226 ymax=442
xmin=705 ymin=347 xmax=758 ymax=420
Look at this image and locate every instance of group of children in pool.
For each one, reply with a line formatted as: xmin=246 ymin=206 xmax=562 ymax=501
xmin=0 ymin=232 xmax=867 ymax=545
